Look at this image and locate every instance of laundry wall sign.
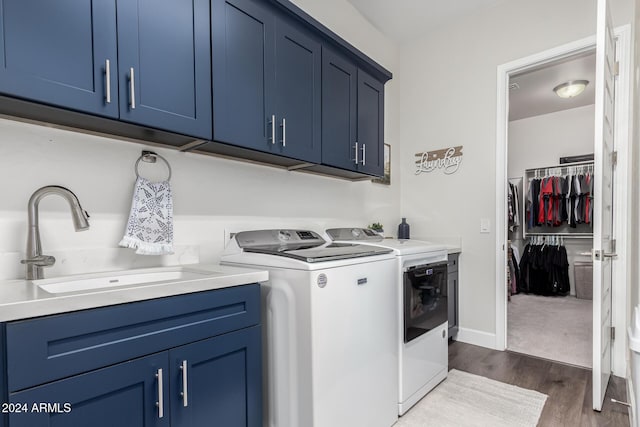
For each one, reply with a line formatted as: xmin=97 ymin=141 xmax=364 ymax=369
xmin=415 ymin=146 xmax=463 ymax=175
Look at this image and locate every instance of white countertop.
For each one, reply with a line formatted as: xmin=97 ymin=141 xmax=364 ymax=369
xmin=411 ymin=236 xmax=462 ymax=255
xmin=446 ymin=245 xmax=462 ymax=255
xmin=0 ymin=264 xmax=268 ymax=322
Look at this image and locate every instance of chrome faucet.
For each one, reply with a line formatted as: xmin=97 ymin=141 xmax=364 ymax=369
xmin=21 ymin=186 xmax=90 ymax=280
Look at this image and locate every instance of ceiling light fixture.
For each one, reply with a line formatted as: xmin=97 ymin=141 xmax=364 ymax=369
xmin=553 ymin=80 xmax=589 ymax=98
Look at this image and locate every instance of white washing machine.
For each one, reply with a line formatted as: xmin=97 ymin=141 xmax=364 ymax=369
xmin=221 ymin=229 xmax=399 ymax=427
xmin=326 ymin=228 xmax=449 ymax=415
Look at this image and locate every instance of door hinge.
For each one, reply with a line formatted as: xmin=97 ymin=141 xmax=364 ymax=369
xmin=614 ymin=61 xmax=620 ymax=77
xmin=611 ymin=326 xmax=616 ymax=340
xmin=612 ymin=151 xmax=618 ymax=167
xmin=610 ymin=239 xmax=616 ymax=253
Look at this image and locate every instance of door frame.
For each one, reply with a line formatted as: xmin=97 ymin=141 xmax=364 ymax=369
xmin=494 ymin=25 xmax=631 ymax=377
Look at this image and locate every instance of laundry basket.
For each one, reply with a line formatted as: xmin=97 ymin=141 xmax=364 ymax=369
xmin=574 ymin=261 xmax=593 ymax=300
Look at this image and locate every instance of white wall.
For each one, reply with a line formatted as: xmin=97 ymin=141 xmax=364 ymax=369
xmin=507 ymin=105 xmax=596 ymax=178
xmin=0 ymin=0 xmax=400 ymax=282
xmin=397 ymin=0 xmax=633 ymax=343
xmin=507 ymin=105 xmax=595 ymax=295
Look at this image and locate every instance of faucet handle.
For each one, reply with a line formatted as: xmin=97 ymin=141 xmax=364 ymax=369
xmin=21 ymin=255 xmax=56 ymax=267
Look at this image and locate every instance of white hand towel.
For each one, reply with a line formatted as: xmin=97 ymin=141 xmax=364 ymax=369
xmin=119 ymin=177 xmax=174 ymax=255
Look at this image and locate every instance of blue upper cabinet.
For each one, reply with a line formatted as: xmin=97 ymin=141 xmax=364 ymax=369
xmin=211 ymin=0 xmax=321 ymax=163
xmin=273 ymin=18 xmax=321 ymax=163
xmin=0 ymin=0 xmax=118 ymax=118
xmin=356 ymin=69 xmax=384 ymax=176
xmin=0 ymin=0 xmax=211 ymax=139
xmin=212 ymin=0 xmax=275 ymax=152
xmin=116 ymin=0 xmax=212 ymax=139
xmin=321 ymin=48 xmax=385 ymax=177
xmin=321 ymin=47 xmax=358 ymax=171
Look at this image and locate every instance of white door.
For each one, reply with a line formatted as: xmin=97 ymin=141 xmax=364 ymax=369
xmin=592 ymin=0 xmax=616 ymax=412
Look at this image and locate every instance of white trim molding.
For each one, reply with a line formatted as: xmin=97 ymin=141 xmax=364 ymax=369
xmin=495 ymin=26 xmax=631 ymax=378
xmin=456 ymin=327 xmax=497 ymax=350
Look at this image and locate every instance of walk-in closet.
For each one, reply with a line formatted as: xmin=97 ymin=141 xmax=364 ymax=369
xmin=506 ymin=50 xmax=595 ymax=368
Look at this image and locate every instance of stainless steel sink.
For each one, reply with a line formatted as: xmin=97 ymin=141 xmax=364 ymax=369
xmin=33 ymin=267 xmax=216 ymax=294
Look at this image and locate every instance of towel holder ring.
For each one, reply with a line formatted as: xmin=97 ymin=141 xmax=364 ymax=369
xmin=135 ymin=150 xmax=172 ymax=181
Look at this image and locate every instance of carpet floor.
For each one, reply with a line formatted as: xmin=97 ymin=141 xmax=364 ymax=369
xmin=394 ymin=369 xmax=547 ymax=427
xmin=508 ymin=294 xmax=591 ymax=368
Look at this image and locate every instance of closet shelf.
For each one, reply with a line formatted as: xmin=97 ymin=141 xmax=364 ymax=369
xmin=524 ymin=160 xmax=594 ymax=178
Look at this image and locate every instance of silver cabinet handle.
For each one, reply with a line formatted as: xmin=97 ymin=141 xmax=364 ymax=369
xmin=180 ymin=360 xmax=188 ymax=407
xmin=129 ymin=67 xmax=136 ymax=109
xmin=105 ymin=59 xmax=111 ymax=104
xmin=156 ymin=368 xmax=164 ymax=419
xmin=361 ymin=143 xmax=366 ymax=166
xmin=269 ymin=115 xmax=275 ymax=144
xmin=353 ymin=142 xmax=359 ymax=164
xmin=280 ymin=118 xmax=286 ymax=147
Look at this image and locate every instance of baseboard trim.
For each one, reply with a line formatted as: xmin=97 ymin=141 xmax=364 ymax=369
xmin=456 ymin=327 xmax=497 ymax=349
xmin=628 ymin=374 xmax=636 ymax=427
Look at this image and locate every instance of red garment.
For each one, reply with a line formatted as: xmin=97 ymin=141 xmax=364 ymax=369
xmin=584 ymin=173 xmax=591 ymax=224
xmin=539 ymin=177 xmax=554 ymax=225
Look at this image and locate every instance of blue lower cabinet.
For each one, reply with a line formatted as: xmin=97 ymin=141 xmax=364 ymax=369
xmin=8 ymin=326 xmax=262 ymax=427
xmin=8 ymin=352 xmax=169 ymax=427
xmin=2 ymin=285 xmax=261 ymax=427
xmin=170 ymin=326 xmax=262 ymax=427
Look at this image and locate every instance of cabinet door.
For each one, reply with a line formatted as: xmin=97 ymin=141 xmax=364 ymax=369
xmin=357 ymin=69 xmax=385 ymax=176
xmin=170 ymin=326 xmax=261 ymax=427
xmin=212 ymin=0 xmax=275 ymax=151
xmin=0 ymin=0 xmax=118 ymax=117
xmin=117 ymin=0 xmax=212 ymax=139
xmin=321 ymin=47 xmax=358 ymax=170
xmin=9 ymin=353 xmax=169 ymax=427
xmin=447 ymin=271 xmax=459 ymax=337
xmin=273 ymin=18 xmax=321 ymax=163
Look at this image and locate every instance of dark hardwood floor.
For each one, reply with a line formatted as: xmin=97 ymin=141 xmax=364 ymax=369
xmin=449 ymin=341 xmax=629 ymax=426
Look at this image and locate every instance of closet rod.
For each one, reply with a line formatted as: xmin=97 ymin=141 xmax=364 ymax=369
xmin=526 ymin=233 xmax=592 ymax=239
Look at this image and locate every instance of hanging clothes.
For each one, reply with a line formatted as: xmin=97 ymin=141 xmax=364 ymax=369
xmin=526 ymin=179 xmax=541 ymax=230
xmin=525 ymin=169 xmax=594 ymax=230
xmin=518 ymin=239 xmax=570 ymax=296
xmin=508 ymin=181 xmax=520 ymax=232
xmin=508 ymin=245 xmax=521 ymax=295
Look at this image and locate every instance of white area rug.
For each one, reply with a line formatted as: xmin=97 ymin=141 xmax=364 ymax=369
xmin=508 ymin=293 xmax=591 ymax=368
xmin=394 ymin=369 xmax=547 ymax=427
